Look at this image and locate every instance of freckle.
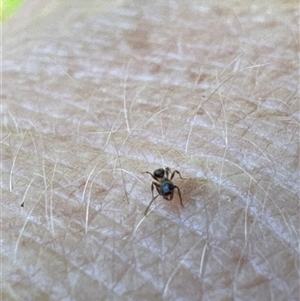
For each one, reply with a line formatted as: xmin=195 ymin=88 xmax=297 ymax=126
xmin=197 ymin=108 xmax=205 ymax=115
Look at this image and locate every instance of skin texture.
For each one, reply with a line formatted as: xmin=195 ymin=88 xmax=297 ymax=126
xmin=2 ymin=0 xmax=299 ymax=300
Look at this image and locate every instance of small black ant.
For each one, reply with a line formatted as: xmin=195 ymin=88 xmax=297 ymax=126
xmin=144 ymin=167 xmax=183 ymax=216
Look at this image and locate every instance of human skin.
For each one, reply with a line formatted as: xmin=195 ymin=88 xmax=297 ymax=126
xmin=2 ymin=0 xmax=299 ymax=300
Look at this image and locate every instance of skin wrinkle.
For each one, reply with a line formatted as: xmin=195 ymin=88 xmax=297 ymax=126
xmin=2 ymin=0 xmax=299 ymax=301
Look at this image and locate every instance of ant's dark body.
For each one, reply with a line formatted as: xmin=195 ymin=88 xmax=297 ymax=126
xmin=144 ymin=167 xmax=183 ymax=216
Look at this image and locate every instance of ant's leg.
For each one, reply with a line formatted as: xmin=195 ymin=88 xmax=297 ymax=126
xmin=153 ymin=182 xmax=160 ymax=195
xmin=144 ymin=171 xmax=159 ymax=182
xmin=150 ymin=182 xmax=155 ymax=198
xmin=170 ymin=170 xmax=183 ymax=180
xmin=174 ymin=185 xmax=184 ymax=207
xmin=144 ymin=194 xmax=159 ymax=216
xmin=165 ymin=167 xmax=171 ymax=179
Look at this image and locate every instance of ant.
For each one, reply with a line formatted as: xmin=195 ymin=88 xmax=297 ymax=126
xmin=144 ymin=167 xmax=183 ymax=216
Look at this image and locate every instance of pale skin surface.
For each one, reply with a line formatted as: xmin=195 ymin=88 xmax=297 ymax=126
xmin=2 ymin=0 xmax=299 ymax=300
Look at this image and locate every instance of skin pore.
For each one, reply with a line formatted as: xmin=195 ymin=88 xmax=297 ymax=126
xmin=2 ymin=0 xmax=299 ymax=300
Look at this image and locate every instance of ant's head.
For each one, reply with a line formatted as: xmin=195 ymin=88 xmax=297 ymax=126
xmin=153 ymin=168 xmax=165 ymax=179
